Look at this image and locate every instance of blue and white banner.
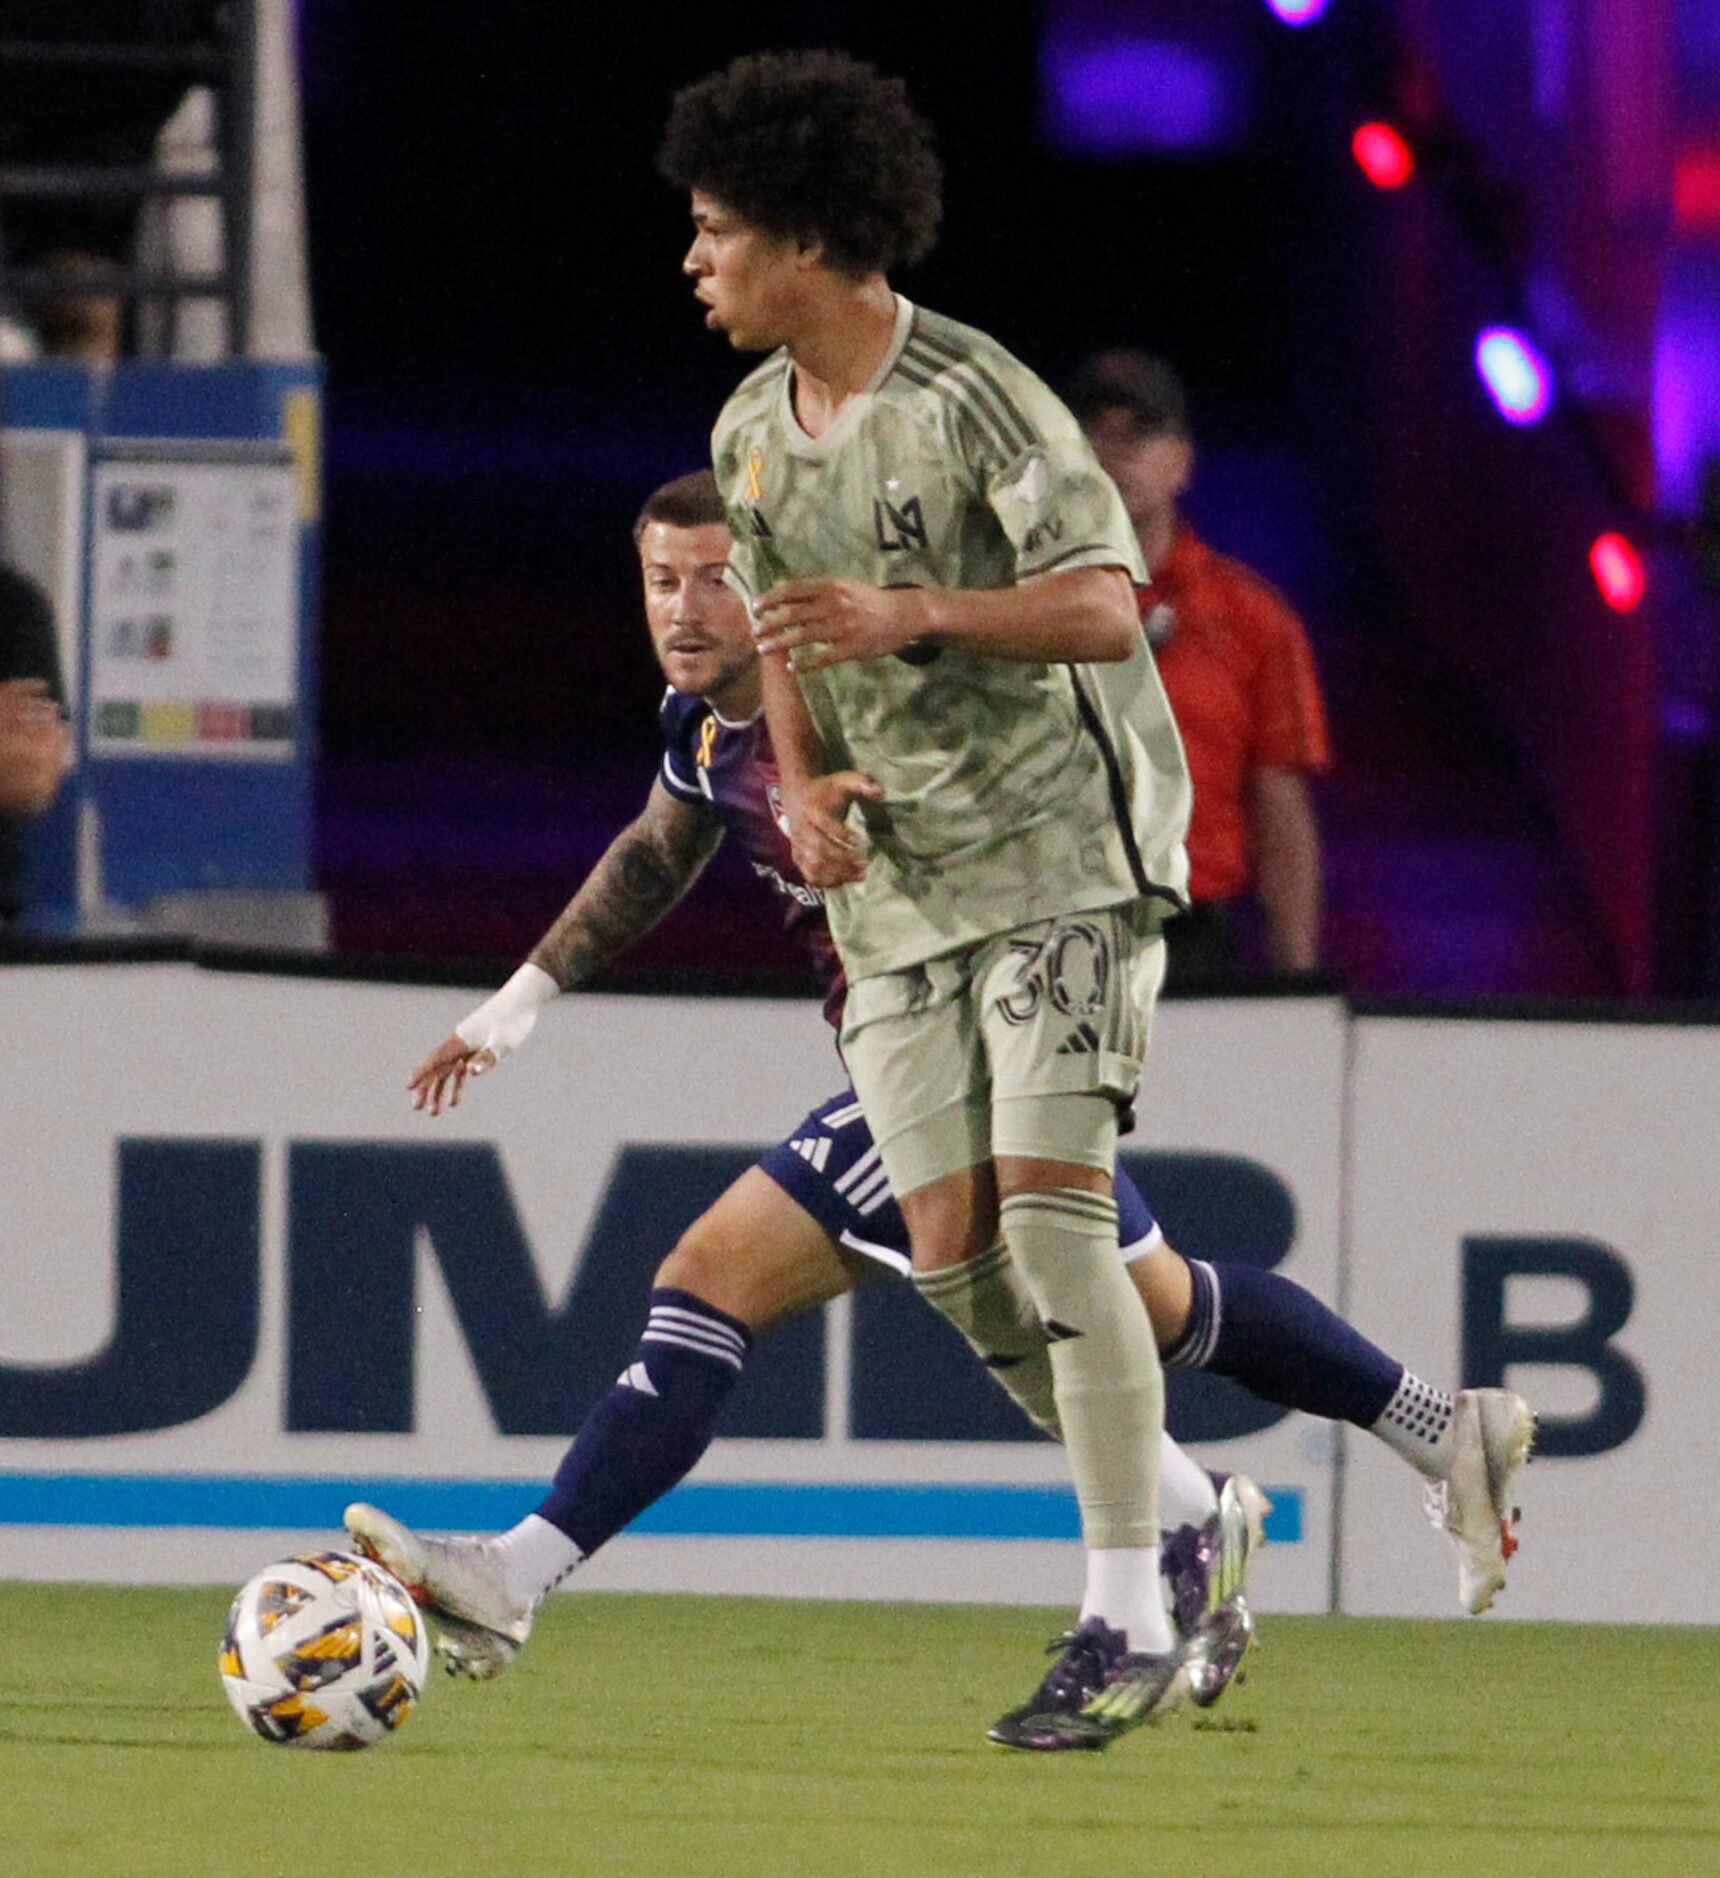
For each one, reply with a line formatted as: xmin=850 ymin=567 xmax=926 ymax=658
xmin=18 ymin=967 xmax=1707 ymax=1620
xmin=0 ymin=965 xmax=1339 ymax=1611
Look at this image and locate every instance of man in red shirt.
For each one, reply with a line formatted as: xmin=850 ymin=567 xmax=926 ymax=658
xmin=1067 ymin=352 xmax=1329 ymax=984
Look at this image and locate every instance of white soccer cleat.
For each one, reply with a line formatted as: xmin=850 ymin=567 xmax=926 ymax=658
xmin=343 ymin=1502 xmax=533 ymax=1680
xmin=1215 ymin=1474 xmax=1271 ymax=1602
xmin=1183 ymin=1474 xmax=1271 ymax=1708
xmin=427 ymin=1611 xmax=526 ymax=1682
xmin=1424 ymin=1389 xmax=1536 ymax=1614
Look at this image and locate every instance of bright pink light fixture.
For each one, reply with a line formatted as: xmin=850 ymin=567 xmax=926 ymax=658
xmin=1589 ymin=534 xmax=1645 ymax=612
xmin=1352 ymin=122 xmax=1414 ymax=189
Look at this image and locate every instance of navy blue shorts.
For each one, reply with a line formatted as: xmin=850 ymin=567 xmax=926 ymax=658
xmin=757 ymin=1088 xmax=1162 ymax=1276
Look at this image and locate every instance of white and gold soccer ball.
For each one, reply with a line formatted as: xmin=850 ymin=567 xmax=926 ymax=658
xmin=219 ymin=1549 xmax=431 ymax=1749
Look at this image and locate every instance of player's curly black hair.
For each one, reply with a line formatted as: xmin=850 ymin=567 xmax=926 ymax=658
xmin=657 ymin=50 xmax=942 ymax=279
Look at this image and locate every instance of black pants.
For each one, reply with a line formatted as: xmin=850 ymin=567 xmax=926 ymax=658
xmin=1162 ymin=899 xmax=1239 ymax=991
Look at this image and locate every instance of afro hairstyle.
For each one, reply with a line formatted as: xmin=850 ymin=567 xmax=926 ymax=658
xmin=658 ymin=49 xmax=942 ymax=278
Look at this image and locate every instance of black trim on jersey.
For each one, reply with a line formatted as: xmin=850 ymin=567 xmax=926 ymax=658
xmin=903 ymin=320 xmax=1034 ymax=450
xmin=1067 ymin=665 xmax=1183 ymax=908
xmin=1026 ymin=541 xmax=1132 ymax=578
xmin=912 ymin=328 xmax=1036 ymax=445
xmin=901 ymin=340 xmax=1021 ymax=468
xmin=893 ymin=354 xmax=937 ymax=391
xmin=906 ymin=345 xmax=1035 ymax=464
xmin=907 ymin=323 xmax=1038 ymax=452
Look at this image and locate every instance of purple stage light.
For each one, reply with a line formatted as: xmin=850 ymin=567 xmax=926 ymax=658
xmin=1263 ymin=0 xmax=1329 ymax=25
xmin=1653 ymin=255 xmax=1720 ymax=513
xmin=1040 ymin=37 xmax=1246 ymax=157
xmin=1474 ymin=327 xmax=1553 ymax=425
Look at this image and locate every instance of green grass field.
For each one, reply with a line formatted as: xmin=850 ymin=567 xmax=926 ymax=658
xmin=0 ymin=1585 xmax=1714 ymax=1878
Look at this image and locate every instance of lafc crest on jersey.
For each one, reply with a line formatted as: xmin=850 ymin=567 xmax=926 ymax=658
xmin=874 ymin=487 xmax=928 ymax=552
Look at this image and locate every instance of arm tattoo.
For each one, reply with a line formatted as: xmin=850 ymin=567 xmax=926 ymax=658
xmin=530 ymin=798 xmax=719 ymax=989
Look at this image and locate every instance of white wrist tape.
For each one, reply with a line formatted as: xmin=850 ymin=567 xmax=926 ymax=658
xmin=454 ymin=962 xmax=559 ymax=1065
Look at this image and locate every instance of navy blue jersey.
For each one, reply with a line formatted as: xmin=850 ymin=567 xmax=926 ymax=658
xmin=658 ymin=687 xmax=847 ymax=1024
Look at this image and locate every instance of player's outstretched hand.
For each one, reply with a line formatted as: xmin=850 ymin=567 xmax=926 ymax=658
xmin=787 ymin=770 xmax=883 ymax=887
xmin=753 ymin=578 xmax=926 ymax=670
xmin=409 ymin=963 xmax=558 ymax=1113
xmin=408 ymin=1034 xmax=492 ymax=1116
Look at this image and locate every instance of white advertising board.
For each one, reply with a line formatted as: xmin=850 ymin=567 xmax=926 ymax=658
xmin=1343 ymin=1016 xmax=1720 ymax=1623
xmin=0 ymin=967 xmax=1342 ymax=1611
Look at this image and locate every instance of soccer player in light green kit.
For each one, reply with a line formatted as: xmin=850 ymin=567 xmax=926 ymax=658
xmin=661 ymin=50 xmax=1197 ymax=1749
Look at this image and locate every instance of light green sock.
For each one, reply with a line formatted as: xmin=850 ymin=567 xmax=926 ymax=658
xmin=998 ymin=1187 xmax=1165 ymax=1556
xmin=914 ymin=1240 xmax=1221 ymax=1544
xmin=1000 ymin=1186 xmax=1173 ymax=1647
xmin=913 ymin=1242 xmax=1061 ymax=1439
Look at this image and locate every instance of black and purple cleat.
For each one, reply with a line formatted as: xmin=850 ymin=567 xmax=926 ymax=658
xmin=987 ymin=1617 xmax=1131 ymax=1751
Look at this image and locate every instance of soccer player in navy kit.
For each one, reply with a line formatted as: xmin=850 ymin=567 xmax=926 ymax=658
xmin=348 ymin=475 xmax=1530 ymax=1714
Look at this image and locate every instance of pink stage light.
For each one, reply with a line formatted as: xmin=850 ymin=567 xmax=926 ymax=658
xmin=1589 ymin=534 xmax=1645 ymax=613
xmin=1673 ymin=149 xmax=1720 ymax=234
xmin=1352 ymin=122 xmax=1414 ymax=190
xmin=1264 ymin=0 xmax=1328 ymax=24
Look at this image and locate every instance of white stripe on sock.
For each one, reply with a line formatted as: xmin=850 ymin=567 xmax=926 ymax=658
xmin=648 ymin=1306 xmax=747 ymax=1352
xmin=644 ymin=1315 xmax=748 ymax=1359
xmin=642 ymin=1314 xmax=747 ymax=1359
xmin=641 ymin=1330 xmax=746 ymax=1370
xmin=1189 ymin=1260 xmax=1221 ymax=1367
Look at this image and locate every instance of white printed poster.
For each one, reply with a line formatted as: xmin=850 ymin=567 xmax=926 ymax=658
xmin=87 ymin=455 xmax=300 ymax=758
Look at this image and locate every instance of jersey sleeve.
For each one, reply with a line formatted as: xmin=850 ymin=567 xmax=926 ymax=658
xmin=657 ymin=688 xmax=709 ymax=803
xmin=951 ymin=360 xmax=1147 ymax=586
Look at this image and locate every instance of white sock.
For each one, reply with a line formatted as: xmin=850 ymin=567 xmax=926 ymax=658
xmin=1157 ymin=1435 xmax=1219 ymax=1530
xmin=1370 ymin=1371 xmax=1457 ymax=1479
xmin=489 ymin=1513 xmax=584 ymax=1607
xmin=1080 ymin=1546 xmax=1174 ymax=1653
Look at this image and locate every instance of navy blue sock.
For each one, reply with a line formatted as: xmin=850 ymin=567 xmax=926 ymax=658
xmin=535 ymin=1287 xmax=751 ymax=1558
xmin=1164 ymin=1258 xmax=1402 ymax=1428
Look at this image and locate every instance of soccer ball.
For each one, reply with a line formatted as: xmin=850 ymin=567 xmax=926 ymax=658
xmin=219 ymin=1550 xmax=431 ymax=1749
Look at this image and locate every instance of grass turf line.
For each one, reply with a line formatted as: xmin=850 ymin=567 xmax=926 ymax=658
xmin=0 ymin=1584 xmax=1714 ymax=1877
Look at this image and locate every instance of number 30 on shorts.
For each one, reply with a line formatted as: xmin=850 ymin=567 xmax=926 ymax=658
xmin=995 ymin=919 xmax=1113 ymax=1025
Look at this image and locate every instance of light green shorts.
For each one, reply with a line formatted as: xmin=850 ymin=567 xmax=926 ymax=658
xmin=838 ymin=905 xmax=1167 ymax=1201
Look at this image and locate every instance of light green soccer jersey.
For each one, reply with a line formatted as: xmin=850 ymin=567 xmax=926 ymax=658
xmin=713 ymin=296 xmax=1191 ymax=981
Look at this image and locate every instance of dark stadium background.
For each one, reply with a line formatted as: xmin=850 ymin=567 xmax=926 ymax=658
xmin=295 ymin=0 xmax=1704 ymax=999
